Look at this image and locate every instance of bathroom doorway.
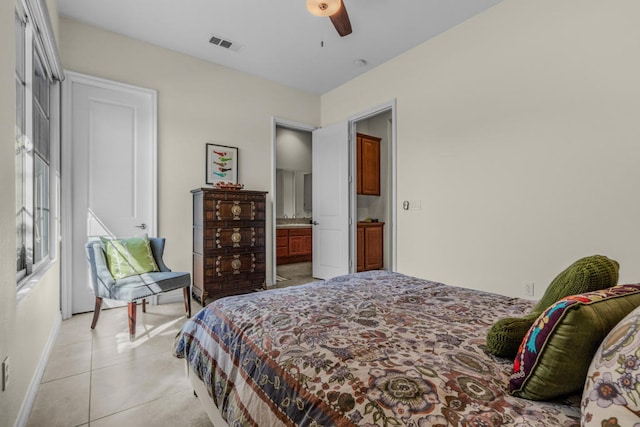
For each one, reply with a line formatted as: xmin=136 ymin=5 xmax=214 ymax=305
xmin=273 ymin=121 xmax=315 ymax=288
xmin=270 ymin=101 xmax=396 ymax=287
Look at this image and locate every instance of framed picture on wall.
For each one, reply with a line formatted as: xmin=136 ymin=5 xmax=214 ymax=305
xmin=206 ymin=143 xmax=239 ymax=185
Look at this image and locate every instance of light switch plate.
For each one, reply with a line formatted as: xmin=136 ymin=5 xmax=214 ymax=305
xmin=410 ymin=200 xmax=422 ymax=211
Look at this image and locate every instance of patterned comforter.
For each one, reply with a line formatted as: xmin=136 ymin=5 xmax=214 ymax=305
xmin=174 ymin=271 xmax=580 ymax=426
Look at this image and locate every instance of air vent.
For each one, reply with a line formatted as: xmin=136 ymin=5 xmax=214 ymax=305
xmin=209 ymin=34 xmax=244 ymax=52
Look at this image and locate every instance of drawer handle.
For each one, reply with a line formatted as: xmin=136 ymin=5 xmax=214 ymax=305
xmin=231 ymin=204 xmax=242 ymax=216
xmin=231 ymin=258 xmax=242 ymax=271
xmin=231 ymin=232 xmax=242 ymax=243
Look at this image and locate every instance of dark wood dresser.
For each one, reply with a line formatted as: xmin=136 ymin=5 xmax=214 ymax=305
xmin=191 ymin=188 xmax=267 ymax=303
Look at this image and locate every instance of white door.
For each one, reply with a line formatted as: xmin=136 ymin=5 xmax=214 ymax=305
xmin=312 ymin=121 xmax=350 ymax=279
xmin=67 ymin=73 xmax=157 ymax=314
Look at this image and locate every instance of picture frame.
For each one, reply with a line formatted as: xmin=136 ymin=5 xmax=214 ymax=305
xmin=206 ymin=143 xmax=239 ymax=185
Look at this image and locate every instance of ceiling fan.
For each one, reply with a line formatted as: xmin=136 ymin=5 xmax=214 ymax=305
xmin=306 ymin=0 xmax=353 ymax=37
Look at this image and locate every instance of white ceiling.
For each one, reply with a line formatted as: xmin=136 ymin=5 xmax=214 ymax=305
xmin=57 ymin=0 xmax=501 ymax=94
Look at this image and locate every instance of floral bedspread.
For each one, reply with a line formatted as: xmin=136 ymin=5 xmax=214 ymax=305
xmin=174 ymin=271 xmax=580 ymax=426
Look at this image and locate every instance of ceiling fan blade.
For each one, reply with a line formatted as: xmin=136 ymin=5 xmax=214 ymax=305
xmin=330 ymin=0 xmax=352 ymax=37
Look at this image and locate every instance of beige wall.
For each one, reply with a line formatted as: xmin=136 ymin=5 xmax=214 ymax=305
xmin=322 ymin=0 xmax=640 ymax=298
xmin=1 ymin=1 xmax=63 ymax=425
xmin=276 ymin=128 xmax=312 ymax=172
xmin=0 ymin=1 xmax=18 ymax=421
xmin=59 ymin=17 xmax=321 ymax=283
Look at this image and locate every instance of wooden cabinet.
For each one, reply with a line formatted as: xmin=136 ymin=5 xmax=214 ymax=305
xmin=357 ymin=133 xmax=381 ymax=196
xmin=357 ymin=222 xmax=384 ymax=272
xmin=192 ymin=188 xmax=267 ymax=303
xmin=356 ymin=226 xmax=365 ymax=272
xmin=276 ymin=229 xmax=289 ymax=261
xmin=276 ymin=227 xmax=312 ymax=265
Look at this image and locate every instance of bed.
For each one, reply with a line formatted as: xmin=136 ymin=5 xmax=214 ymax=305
xmin=174 ymin=270 xmax=581 ymax=426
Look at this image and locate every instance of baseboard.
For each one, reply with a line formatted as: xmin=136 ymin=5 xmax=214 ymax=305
xmin=14 ymin=311 xmax=62 ymax=427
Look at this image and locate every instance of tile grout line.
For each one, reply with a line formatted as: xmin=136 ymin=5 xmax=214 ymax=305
xmin=85 ymin=388 xmax=191 ymax=424
xmin=85 ymin=308 xmax=188 ymax=425
xmin=58 ymin=304 xmax=206 ymax=426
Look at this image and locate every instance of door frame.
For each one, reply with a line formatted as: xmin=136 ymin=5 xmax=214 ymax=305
xmin=270 ymin=99 xmax=397 ymax=284
xmin=60 ymin=71 xmax=158 ymax=319
xmin=270 ymin=117 xmax=317 ymax=287
xmin=348 ymin=99 xmax=397 ymax=273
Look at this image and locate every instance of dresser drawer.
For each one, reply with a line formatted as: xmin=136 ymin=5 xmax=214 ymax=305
xmin=203 ymin=277 xmax=264 ymax=299
xmin=208 ymin=227 xmax=264 ymax=249
xmin=214 ymin=253 xmax=261 ymax=276
xmin=218 ymin=200 xmax=257 ymax=221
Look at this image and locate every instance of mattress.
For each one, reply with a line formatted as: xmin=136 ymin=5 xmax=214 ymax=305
xmin=174 ymin=270 xmax=580 ymax=426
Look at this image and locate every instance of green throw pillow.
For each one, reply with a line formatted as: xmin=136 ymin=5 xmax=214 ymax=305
xmin=486 ymin=255 xmax=619 ymax=358
xmin=509 ymin=284 xmax=640 ymax=400
xmin=101 ymin=234 xmax=159 ymax=280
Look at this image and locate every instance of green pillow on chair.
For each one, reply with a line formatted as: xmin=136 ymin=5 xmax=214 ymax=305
xmin=100 ymin=234 xmax=160 ymax=280
xmin=486 ymin=255 xmax=619 ymax=358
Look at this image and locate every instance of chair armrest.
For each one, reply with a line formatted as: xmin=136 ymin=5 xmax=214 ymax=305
xmin=86 ymin=241 xmax=116 ymax=298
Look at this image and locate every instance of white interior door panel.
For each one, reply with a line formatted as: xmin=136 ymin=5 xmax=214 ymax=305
xmin=312 ymin=121 xmax=350 ymax=279
xmin=67 ymin=73 xmax=156 ymax=314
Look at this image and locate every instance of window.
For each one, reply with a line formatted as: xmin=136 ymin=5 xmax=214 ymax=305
xmin=15 ymin=10 xmax=27 ymax=279
xmin=15 ymin=1 xmax=61 ymax=285
xmin=32 ymin=49 xmax=51 ymax=265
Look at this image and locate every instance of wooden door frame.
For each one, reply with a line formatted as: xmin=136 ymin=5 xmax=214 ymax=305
xmin=60 ymin=71 xmax=158 ymax=319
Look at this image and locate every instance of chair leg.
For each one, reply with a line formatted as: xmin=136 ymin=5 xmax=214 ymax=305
xmin=90 ymin=297 xmax=103 ymax=329
xmin=128 ymin=302 xmax=137 ymax=341
xmin=183 ymin=287 xmax=192 ymax=318
xmin=142 ymin=298 xmax=146 ymax=313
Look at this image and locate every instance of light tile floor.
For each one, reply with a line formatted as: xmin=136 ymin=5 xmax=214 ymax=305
xmin=273 ymin=262 xmax=316 ymax=288
xmin=27 ymin=301 xmax=213 ymax=427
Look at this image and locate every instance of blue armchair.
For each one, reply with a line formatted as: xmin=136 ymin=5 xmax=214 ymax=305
xmin=85 ymin=237 xmax=191 ymax=340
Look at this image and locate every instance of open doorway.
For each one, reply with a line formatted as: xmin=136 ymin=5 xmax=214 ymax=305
xmin=271 ymin=101 xmax=396 ymax=287
xmin=352 ymin=109 xmax=394 ymax=273
xmin=273 ymin=123 xmax=315 ymax=287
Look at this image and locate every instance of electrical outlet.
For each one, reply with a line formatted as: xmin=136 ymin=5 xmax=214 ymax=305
xmin=524 ymin=283 xmax=535 ymax=297
xmin=2 ymin=356 xmax=8 ymax=392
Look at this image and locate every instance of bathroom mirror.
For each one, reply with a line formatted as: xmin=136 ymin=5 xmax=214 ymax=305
xmin=276 ymin=169 xmax=311 ymax=218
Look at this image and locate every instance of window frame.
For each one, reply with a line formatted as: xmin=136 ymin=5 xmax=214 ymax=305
xmin=15 ymin=8 xmax=27 ymax=283
xmin=15 ymin=0 xmax=61 ymax=292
